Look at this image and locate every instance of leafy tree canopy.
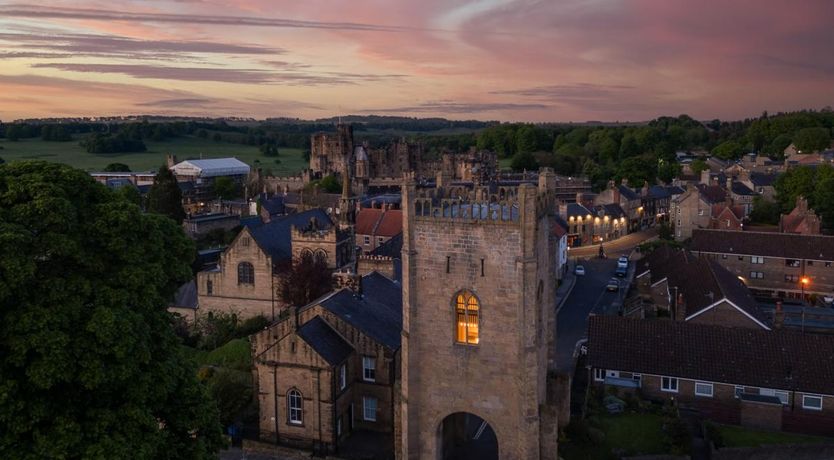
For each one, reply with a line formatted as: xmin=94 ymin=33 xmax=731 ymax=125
xmin=0 ymin=161 xmax=223 ymax=459
xmin=146 ymin=165 xmax=185 ymax=224
xmin=711 ymin=140 xmax=744 ymax=160
xmin=793 ymin=127 xmax=831 ymax=153
xmin=277 ymin=252 xmax=333 ymax=307
xmin=510 ymin=150 xmax=539 ymax=171
xmin=212 ymin=176 xmax=240 ymax=199
xmin=103 ymin=162 xmax=131 ymax=172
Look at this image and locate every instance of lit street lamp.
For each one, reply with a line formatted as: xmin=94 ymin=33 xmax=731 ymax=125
xmin=800 ymin=276 xmax=810 ymax=301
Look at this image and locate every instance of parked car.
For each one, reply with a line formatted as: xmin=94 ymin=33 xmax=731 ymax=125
xmin=824 ymin=295 xmax=834 ymax=305
xmin=606 ymin=278 xmax=620 ymax=291
xmin=615 ymin=266 xmax=628 ymax=278
xmin=617 ymin=255 xmax=629 ymax=269
xmin=575 ymin=265 xmax=586 ymax=276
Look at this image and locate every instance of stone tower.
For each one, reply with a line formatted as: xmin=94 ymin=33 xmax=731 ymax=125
xmin=398 ymin=170 xmax=560 ymax=460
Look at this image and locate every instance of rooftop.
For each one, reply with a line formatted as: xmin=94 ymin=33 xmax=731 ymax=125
xmin=171 ymin=158 xmax=250 ymax=178
xmin=691 ymin=229 xmax=834 ymax=261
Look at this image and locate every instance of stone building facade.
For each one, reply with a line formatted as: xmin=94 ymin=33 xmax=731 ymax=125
xmin=397 ymin=171 xmax=560 ymax=459
xmin=250 ymin=272 xmax=402 ymax=456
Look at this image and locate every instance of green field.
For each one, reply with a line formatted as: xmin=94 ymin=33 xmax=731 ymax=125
xmin=716 ymin=424 xmax=831 ymax=448
xmin=0 ymin=136 xmax=307 ymax=175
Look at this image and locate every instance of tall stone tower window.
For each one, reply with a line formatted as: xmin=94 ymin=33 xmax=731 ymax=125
xmin=455 ymin=291 xmax=480 ymax=344
xmin=237 ymin=262 xmax=255 ymax=285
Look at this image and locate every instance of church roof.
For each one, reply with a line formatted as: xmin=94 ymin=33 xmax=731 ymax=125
xmin=244 ymin=208 xmax=332 ymax=263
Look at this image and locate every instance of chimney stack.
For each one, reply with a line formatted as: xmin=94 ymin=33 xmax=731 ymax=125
xmin=774 ymin=300 xmax=784 ymax=329
xmin=675 ymin=292 xmax=687 ymax=322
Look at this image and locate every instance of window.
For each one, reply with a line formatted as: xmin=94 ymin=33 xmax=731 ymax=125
xmin=362 ymin=356 xmax=376 ymax=382
xmin=802 ymin=394 xmax=823 ymax=411
xmin=750 ymin=271 xmax=764 ymax=279
xmin=734 ymin=386 xmax=744 ymax=398
xmin=751 ymin=256 xmax=764 ymax=264
xmin=737 ymin=255 xmax=744 ymax=261
xmin=606 ymin=370 xmax=620 ymax=378
xmin=377 ymin=237 xmax=384 ymax=245
xmin=785 ymin=274 xmax=798 ymax=282
xmin=760 ymin=388 xmax=789 ymax=405
xmin=661 ymin=376 xmax=679 ymax=393
xmin=339 ymin=364 xmax=346 ymax=390
xmin=240 ymin=237 xmax=250 ymax=247
xmin=363 ymin=235 xmax=370 ymax=246
xmin=698 ymin=209 xmax=705 ymax=216
xmin=593 ymin=368 xmax=605 ymax=382
xmin=632 ymin=374 xmax=642 ymax=386
xmin=288 ymin=389 xmax=303 ymax=425
xmin=455 ymin=290 xmax=480 ymax=345
xmin=785 ymin=259 xmax=801 ymax=267
xmin=826 ymin=262 xmax=832 ymax=267
xmin=363 ymin=396 xmax=377 ymax=421
xmin=206 ymin=279 xmax=213 ymax=295
xmin=237 ymin=262 xmax=255 ymax=285
xmin=807 ymin=261 xmax=814 ymax=266
xmin=695 ymin=382 xmax=714 ymax=397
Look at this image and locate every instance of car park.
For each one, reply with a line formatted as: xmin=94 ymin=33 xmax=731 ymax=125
xmin=575 ymin=265 xmax=586 ymax=276
xmin=606 ymin=278 xmax=619 ymax=291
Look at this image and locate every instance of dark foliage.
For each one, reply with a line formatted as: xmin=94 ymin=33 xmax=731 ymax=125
xmin=277 ymin=252 xmax=333 ymax=307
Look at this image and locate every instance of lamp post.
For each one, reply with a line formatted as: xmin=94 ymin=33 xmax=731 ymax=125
xmin=800 ymin=276 xmax=810 ymax=302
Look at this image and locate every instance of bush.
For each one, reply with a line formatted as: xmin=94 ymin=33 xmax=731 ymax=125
xmin=664 ymin=416 xmax=691 ymax=455
xmin=704 ymin=422 xmax=724 ymax=448
xmin=237 ymin=315 xmax=270 ymax=337
xmin=207 ymin=369 xmax=253 ymax=426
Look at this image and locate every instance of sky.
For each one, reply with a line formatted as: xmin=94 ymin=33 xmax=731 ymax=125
xmin=0 ymin=0 xmax=833 ymax=122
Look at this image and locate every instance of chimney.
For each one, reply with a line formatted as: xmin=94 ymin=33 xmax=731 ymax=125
xmin=289 ymin=305 xmax=299 ymax=331
xmin=642 ymin=180 xmax=650 ymax=197
xmin=774 ymin=300 xmax=784 ymax=329
xmin=675 ymin=292 xmax=687 ymax=322
xmin=726 ymin=176 xmax=733 ymax=191
xmin=700 ymin=169 xmax=710 ymax=185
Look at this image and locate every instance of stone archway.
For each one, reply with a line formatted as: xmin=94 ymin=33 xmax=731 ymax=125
xmin=439 ymin=412 xmax=498 ymax=460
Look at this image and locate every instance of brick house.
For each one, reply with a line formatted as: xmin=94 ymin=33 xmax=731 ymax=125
xmin=251 ymin=272 xmax=401 ymax=456
xmin=354 ymin=207 xmax=402 ymax=254
xmin=779 ymin=196 xmax=822 ymax=235
xmin=690 ymin=229 xmax=834 ymax=299
xmin=588 ymin=316 xmax=834 ymax=437
xmin=196 ymin=209 xmax=353 ymax=319
xmin=634 ymin=246 xmax=769 ymax=329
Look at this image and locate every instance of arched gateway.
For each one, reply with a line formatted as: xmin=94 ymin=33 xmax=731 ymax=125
xmin=439 ymin=412 xmax=498 ymax=460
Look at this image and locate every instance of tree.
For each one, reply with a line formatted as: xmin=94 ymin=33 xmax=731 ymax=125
xmin=813 ymin=176 xmax=834 ymax=230
xmin=749 ymin=196 xmax=781 ymax=225
xmin=277 ymin=252 xmax=333 ymax=307
xmin=103 ymin=162 xmax=131 ymax=172
xmin=510 ymin=150 xmax=539 ymax=171
xmin=616 ymin=156 xmax=655 ymax=186
xmin=515 ymin=125 xmax=539 ymax=154
xmin=656 ymin=159 xmax=681 ymax=184
xmin=0 ymin=161 xmax=223 ymax=459
xmin=793 ymin=127 xmax=831 ymax=153
xmin=690 ymin=158 xmax=708 ymax=176
xmin=711 ymin=141 xmax=744 ymax=160
xmin=146 ymin=164 xmax=185 ymax=224
xmin=212 ymin=176 xmax=239 ymax=199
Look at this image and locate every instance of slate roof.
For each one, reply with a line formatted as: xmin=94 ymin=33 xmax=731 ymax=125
xmin=171 ymin=280 xmax=197 ymax=309
xmin=666 ymin=185 xmax=685 ymax=195
xmin=618 ymin=185 xmax=640 ymax=201
xmin=259 ymin=194 xmax=285 ymax=216
xmin=749 ymin=172 xmax=778 ymax=187
xmin=691 ymin=229 xmax=834 ymax=261
xmin=565 ymin=203 xmax=593 ymax=219
xmin=370 ymin=232 xmax=403 ymax=258
xmin=587 ymin=316 xmax=834 ymax=395
xmin=648 ymin=185 xmax=671 ymax=199
xmin=636 ymin=246 xmax=767 ymax=326
xmin=244 ymin=208 xmax=332 ymax=263
xmin=730 ymin=181 xmax=756 ymax=196
xmin=297 ymin=316 xmax=353 ymax=366
xmin=597 ymin=203 xmax=626 ymax=219
xmin=308 ymin=272 xmax=403 ymax=350
xmin=696 ymin=184 xmax=727 ymax=204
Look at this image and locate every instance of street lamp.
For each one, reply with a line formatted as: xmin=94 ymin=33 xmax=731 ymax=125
xmin=800 ymin=276 xmax=810 ymax=301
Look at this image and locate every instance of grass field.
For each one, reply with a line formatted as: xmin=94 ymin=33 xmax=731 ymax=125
xmin=562 ymin=413 xmax=668 ymax=459
xmin=717 ymin=424 xmax=831 ymax=448
xmin=0 ymin=135 xmax=307 ymax=174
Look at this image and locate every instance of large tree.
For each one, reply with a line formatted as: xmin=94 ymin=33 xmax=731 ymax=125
xmin=146 ymin=164 xmax=185 ymax=224
xmin=0 ymin=161 xmax=223 ymax=459
xmin=277 ymin=252 xmax=333 ymax=307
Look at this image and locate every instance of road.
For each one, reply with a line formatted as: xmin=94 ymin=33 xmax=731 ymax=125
xmin=555 ymin=257 xmax=622 ymax=372
xmin=567 ymin=228 xmax=658 ymax=258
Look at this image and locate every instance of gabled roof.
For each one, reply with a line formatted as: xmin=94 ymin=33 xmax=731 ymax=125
xmin=749 ymin=172 xmax=778 ymax=187
xmin=355 ymin=208 xmax=402 ymax=237
xmin=552 ymin=219 xmax=568 ymax=238
xmin=666 ymin=185 xmax=685 ymax=195
xmin=297 ymin=316 xmax=353 ymax=366
xmin=648 ymin=185 xmax=671 ymax=199
xmin=730 ymin=181 xmax=756 ymax=196
xmin=370 ymin=232 xmax=403 ymax=258
xmin=618 ymin=185 xmax=640 ymax=201
xmin=565 ymin=203 xmax=593 ymax=219
xmin=636 ymin=246 xmax=767 ymax=327
xmin=696 ymin=184 xmax=727 ymax=204
xmin=308 ymin=272 xmax=402 ymax=350
xmin=597 ymin=203 xmax=626 ymax=219
xmin=244 ymin=208 xmax=332 ymax=263
xmin=710 ymin=204 xmax=744 ymax=221
xmin=171 ymin=280 xmax=197 ymax=309
xmin=588 ymin=316 xmax=834 ymax=395
xmin=259 ymin=194 xmax=285 ymax=216
xmin=691 ymin=229 xmax=834 ymax=261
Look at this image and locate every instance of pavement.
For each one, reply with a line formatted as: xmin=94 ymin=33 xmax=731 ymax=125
xmin=567 ymin=228 xmax=658 ymax=258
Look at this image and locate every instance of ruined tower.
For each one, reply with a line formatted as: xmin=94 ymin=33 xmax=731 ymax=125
xmin=398 ymin=169 xmax=560 ymax=459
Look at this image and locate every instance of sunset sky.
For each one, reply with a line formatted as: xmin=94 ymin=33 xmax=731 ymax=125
xmin=1 ymin=1 xmax=833 ymax=122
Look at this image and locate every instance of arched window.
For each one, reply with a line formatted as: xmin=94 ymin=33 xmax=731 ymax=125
xmin=237 ymin=262 xmax=255 ymax=285
xmin=287 ymin=389 xmax=303 ymax=425
xmin=314 ymin=249 xmax=328 ymax=264
xmin=455 ymin=290 xmax=480 ymax=344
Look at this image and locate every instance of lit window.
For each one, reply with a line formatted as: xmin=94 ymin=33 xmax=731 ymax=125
xmin=455 ymin=291 xmax=480 ymax=345
xmin=339 ymin=364 xmax=346 ymax=390
xmin=661 ymin=376 xmax=679 ymax=393
xmin=593 ymin=369 xmax=605 ymax=382
xmin=751 ymin=256 xmax=764 ymax=264
xmin=363 ymin=396 xmax=377 ymax=421
xmin=785 ymin=259 xmax=801 ymax=267
xmin=288 ymin=389 xmax=303 ymax=425
xmin=802 ymin=394 xmax=823 ymax=411
xmin=695 ymin=382 xmax=713 ymax=397
xmin=362 ymin=356 xmax=376 ymax=382
xmin=237 ymin=262 xmax=255 ymax=285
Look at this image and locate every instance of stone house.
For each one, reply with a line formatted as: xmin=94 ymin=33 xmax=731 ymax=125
xmin=354 ymin=207 xmax=402 ymax=254
xmin=196 ymin=209 xmax=352 ymax=320
xmin=691 ymin=229 xmax=834 ymax=300
xmin=250 ymin=272 xmax=401 ymax=456
xmin=671 ymin=182 xmax=746 ymax=240
xmin=560 ymin=202 xmax=628 ymax=247
xmin=588 ymin=316 xmax=834 ymax=437
xmin=398 ymin=172 xmax=560 ymax=460
xmin=779 ymin=196 xmax=822 ymax=235
xmin=634 ymin=245 xmax=769 ymax=329
xmin=595 ymin=179 xmax=643 ymax=231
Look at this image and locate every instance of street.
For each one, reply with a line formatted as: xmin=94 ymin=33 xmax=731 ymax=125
xmin=567 ymin=228 xmax=657 ymax=258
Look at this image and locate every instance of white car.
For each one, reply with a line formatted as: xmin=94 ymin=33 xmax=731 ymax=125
xmin=575 ymin=265 xmax=586 ymax=276
xmin=617 ymin=256 xmax=629 ymax=269
xmin=824 ymin=295 xmax=834 ymax=305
